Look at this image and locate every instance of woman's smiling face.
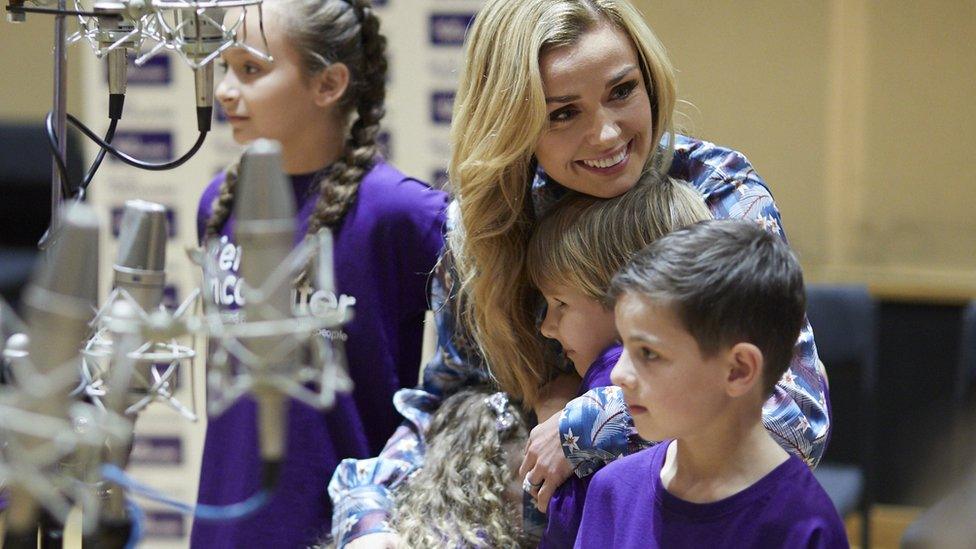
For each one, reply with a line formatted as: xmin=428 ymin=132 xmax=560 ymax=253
xmin=534 ymin=21 xmax=653 ymax=198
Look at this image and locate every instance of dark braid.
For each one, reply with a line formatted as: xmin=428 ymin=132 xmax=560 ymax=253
xmin=204 ymin=161 xmax=239 ymax=242
xmin=202 ymin=0 xmax=388 ymax=246
xmin=305 ymin=0 xmax=387 ymax=236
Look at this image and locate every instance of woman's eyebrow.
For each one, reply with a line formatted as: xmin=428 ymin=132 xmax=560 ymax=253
xmin=546 ymin=93 xmax=578 ymax=104
xmin=606 ymin=65 xmax=639 ymax=88
xmin=545 ymin=65 xmax=639 ymax=103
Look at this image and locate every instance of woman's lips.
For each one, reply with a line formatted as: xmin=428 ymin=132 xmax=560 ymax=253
xmin=576 ymin=140 xmax=632 ymax=176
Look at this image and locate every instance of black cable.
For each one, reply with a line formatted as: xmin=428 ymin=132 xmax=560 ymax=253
xmin=67 ymin=112 xmax=209 ymax=171
xmin=76 ymin=93 xmax=124 ymax=201
xmin=76 ymin=117 xmax=118 ymax=201
xmin=45 ymin=111 xmax=121 ymax=202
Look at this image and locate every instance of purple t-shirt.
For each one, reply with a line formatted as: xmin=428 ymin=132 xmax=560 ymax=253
xmin=539 ymin=344 xmax=622 ymax=549
xmin=575 ymin=441 xmax=849 ymax=549
xmin=190 ymin=162 xmax=447 ymax=548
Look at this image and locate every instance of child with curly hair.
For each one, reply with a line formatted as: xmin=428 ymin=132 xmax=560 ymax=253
xmin=391 ymin=387 xmax=530 ymax=548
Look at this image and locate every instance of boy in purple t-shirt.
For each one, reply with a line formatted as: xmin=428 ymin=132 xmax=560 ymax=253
xmin=576 ymin=220 xmax=847 ymax=549
xmin=523 ymin=175 xmax=712 ymax=547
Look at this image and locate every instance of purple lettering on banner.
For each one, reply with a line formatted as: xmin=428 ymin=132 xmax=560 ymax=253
xmin=143 ymin=510 xmax=186 ymax=538
xmin=111 ymin=205 xmax=176 ymax=238
xmin=109 ymin=131 xmax=173 ymax=164
xmin=130 ymin=435 xmax=184 ymax=466
xmin=372 ymin=0 xmax=387 ymax=6
xmin=430 ymin=91 xmax=455 ymax=125
xmin=163 ymin=284 xmax=179 ymax=310
xmin=103 ymin=55 xmax=172 ymax=86
xmin=429 ymin=13 xmax=476 ymax=46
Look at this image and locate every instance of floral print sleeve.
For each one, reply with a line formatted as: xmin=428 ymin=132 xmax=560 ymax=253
xmin=327 ymin=390 xmax=440 ymax=545
xmin=328 ymin=203 xmax=491 ymax=547
xmin=558 ymin=135 xmax=831 ymax=477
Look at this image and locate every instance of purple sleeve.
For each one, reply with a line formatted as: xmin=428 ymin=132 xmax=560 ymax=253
xmin=389 ymin=179 xmax=449 ymax=321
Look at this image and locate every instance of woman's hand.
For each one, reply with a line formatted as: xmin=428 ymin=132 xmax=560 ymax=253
xmin=519 ymin=410 xmax=574 ymax=513
xmin=344 ymin=532 xmax=400 ymax=549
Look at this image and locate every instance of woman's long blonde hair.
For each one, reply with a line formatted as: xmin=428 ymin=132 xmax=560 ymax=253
xmin=527 ymin=175 xmax=711 ymax=306
xmin=392 ymin=388 xmax=528 ymax=548
xmin=449 ymin=0 xmax=677 ymax=406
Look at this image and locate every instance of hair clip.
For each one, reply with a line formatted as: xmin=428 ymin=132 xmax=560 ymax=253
xmin=485 ymin=392 xmax=516 ymax=433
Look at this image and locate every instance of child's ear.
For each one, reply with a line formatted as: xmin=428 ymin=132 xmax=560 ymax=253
xmin=725 ymin=342 xmax=763 ymax=398
xmin=313 ymin=63 xmax=351 ymax=108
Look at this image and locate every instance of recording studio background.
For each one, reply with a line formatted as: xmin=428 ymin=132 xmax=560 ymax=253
xmin=1 ymin=1 xmax=974 ymax=547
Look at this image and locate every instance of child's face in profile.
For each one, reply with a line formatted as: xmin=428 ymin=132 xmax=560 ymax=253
xmin=539 ymin=284 xmax=618 ymax=377
xmin=216 ymin=6 xmax=329 ymax=149
xmin=611 ymin=291 xmax=731 ymax=442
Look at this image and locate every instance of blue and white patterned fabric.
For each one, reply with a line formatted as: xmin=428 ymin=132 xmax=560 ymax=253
xmin=327 ymin=135 xmax=831 ymax=546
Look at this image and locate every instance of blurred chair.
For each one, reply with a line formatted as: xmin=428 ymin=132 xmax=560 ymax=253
xmin=0 ymin=122 xmax=83 ymax=309
xmin=954 ymin=301 xmax=976 ymax=404
xmin=900 ymin=300 xmax=976 ymax=548
xmin=806 ymin=285 xmax=877 ymax=549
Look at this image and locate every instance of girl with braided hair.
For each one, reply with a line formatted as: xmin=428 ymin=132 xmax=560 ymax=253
xmin=193 ymin=1 xmax=447 ymax=547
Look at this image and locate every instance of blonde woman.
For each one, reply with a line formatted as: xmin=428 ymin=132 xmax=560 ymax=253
xmin=329 ymin=1 xmax=830 ymax=546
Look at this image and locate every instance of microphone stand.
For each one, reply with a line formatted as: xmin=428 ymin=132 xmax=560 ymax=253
xmin=36 ymin=6 xmax=70 ymax=547
xmin=50 ymin=0 xmax=67 ymax=238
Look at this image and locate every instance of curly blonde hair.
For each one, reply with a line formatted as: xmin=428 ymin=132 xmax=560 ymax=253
xmin=392 ymin=388 xmax=529 ymax=548
xmin=449 ymin=0 xmax=677 ymax=407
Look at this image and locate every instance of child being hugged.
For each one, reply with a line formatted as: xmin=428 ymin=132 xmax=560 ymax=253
xmin=525 ymin=174 xmax=711 ymax=547
xmin=576 ymin=220 xmax=847 ymax=548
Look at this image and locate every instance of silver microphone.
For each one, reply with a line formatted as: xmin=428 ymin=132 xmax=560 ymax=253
xmin=234 ymin=138 xmax=296 ymax=481
xmin=92 ymin=2 xmax=137 ymax=97
xmin=113 ymin=199 xmax=168 ymax=313
xmin=176 ymin=7 xmax=226 ymax=130
xmin=5 ymin=201 xmax=99 ymax=535
xmin=24 ymin=201 xmax=99 ymax=385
